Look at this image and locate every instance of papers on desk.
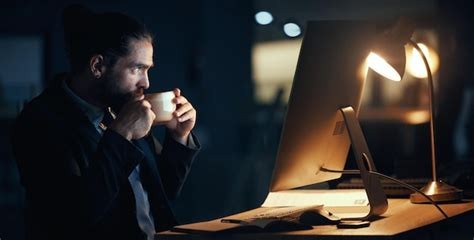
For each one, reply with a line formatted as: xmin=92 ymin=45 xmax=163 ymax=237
xmin=221 ymin=205 xmax=323 ymax=230
xmin=262 ymin=189 xmax=369 ymax=207
xmin=173 ymin=205 xmax=324 ymax=234
xmin=223 ymin=204 xmax=323 ymax=222
xmin=170 ymin=189 xmax=370 ymax=234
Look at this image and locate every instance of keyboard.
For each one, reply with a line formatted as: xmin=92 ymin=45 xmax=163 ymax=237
xmin=337 ymin=177 xmax=431 ymax=197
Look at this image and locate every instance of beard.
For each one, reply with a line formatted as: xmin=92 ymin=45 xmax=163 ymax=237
xmin=100 ymin=72 xmax=144 ymax=113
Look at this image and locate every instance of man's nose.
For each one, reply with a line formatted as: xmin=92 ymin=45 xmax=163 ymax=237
xmin=138 ymin=74 xmax=150 ymax=89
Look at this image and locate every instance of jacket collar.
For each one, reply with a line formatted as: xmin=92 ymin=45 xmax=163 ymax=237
xmin=47 ymin=73 xmax=103 ymax=143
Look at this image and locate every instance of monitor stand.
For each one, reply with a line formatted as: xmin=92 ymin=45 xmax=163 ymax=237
xmin=339 ymin=106 xmax=388 ymax=220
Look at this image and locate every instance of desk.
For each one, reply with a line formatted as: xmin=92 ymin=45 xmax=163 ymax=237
xmin=156 ymin=199 xmax=474 ymax=239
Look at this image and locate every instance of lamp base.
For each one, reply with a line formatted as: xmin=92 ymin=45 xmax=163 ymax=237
xmin=410 ymin=180 xmax=463 ymax=203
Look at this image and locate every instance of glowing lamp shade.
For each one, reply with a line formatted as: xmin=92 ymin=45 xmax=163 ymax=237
xmin=367 ymin=52 xmax=402 ymax=81
xmin=407 ymin=43 xmax=440 ymax=78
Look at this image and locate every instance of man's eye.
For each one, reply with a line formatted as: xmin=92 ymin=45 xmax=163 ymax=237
xmin=132 ymin=67 xmax=142 ymax=74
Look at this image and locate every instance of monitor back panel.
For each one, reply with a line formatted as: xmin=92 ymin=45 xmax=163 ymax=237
xmin=270 ymin=21 xmax=376 ymax=192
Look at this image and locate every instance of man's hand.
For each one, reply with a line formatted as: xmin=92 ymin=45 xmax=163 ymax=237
xmin=109 ymin=96 xmax=156 ymax=141
xmin=165 ymin=88 xmax=196 ymax=144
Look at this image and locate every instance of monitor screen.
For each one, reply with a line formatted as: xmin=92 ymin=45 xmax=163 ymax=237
xmin=270 ymin=21 xmax=377 ymax=192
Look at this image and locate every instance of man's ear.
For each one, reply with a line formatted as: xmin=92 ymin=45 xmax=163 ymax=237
xmin=89 ymin=54 xmax=106 ymax=78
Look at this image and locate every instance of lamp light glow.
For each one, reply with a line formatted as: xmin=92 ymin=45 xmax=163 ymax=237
xmin=404 ymin=110 xmax=430 ymax=125
xmin=407 ymin=43 xmax=440 ymax=78
xmin=367 ymin=52 xmax=402 ymax=81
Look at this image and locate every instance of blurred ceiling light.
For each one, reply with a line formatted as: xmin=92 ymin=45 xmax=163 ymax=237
xmin=367 ymin=52 xmax=401 ymax=81
xmin=255 ymin=11 xmax=273 ymax=25
xmin=283 ymin=22 xmax=301 ymax=37
xmin=407 ymin=43 xmax=439 ymax=78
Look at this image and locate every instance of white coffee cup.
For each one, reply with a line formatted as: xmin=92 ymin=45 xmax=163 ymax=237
xmin=145 ymin=91 xmax=176 ymax=125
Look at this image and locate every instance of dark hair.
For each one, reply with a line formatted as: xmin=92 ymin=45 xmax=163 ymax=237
xmin=62 ymin=5 xmax=153 ymax=72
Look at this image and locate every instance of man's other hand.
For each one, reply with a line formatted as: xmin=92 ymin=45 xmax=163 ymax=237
xmin=165 ymin=88 xmax=196 ymax=144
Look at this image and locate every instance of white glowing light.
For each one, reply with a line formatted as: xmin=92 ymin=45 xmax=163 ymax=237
xmin=255 ymin=11 xmax=273 ymax=25
xmin=283 ymin=23 xmax=301 ymax=37
xmin=367 ymin=52 xmax=401 ymax=81
xmin=407 ymin=43 xmax=439 ymax=78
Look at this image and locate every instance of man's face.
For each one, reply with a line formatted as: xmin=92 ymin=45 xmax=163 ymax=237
xmin=102 ymin=38 xmax=154 ymax=111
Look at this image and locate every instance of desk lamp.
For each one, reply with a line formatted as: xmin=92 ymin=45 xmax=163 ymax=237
xmin=367 ymin=18 xmax=463 ymax=203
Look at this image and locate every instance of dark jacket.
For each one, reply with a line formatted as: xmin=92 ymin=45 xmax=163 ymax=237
xmin=11 ymin=77 xmax=199 ymax=240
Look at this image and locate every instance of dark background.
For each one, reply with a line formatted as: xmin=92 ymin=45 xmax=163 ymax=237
xmin=1 ymin=0 xmax=474 ymax=239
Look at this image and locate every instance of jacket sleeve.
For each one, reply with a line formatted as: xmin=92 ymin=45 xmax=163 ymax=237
xmin=11 ymin=115 xmax=144 ymax=231
xmin=152 ymin=131 xmax=200 ymax=200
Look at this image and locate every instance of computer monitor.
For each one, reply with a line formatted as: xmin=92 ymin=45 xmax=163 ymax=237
xmin=269 ymin=21 xmax=387 ymax=219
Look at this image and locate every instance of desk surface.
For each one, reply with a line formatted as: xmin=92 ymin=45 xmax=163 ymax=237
xmin=157 ymin=199 xmax=474 ymax=239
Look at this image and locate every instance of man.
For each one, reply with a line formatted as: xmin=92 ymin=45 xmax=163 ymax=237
xmin=11 ymin=5 xmax=199 ymax=240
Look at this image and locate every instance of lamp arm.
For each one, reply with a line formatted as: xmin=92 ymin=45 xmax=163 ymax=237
xmin=407 ymin=40 xmax=437 ymax=181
